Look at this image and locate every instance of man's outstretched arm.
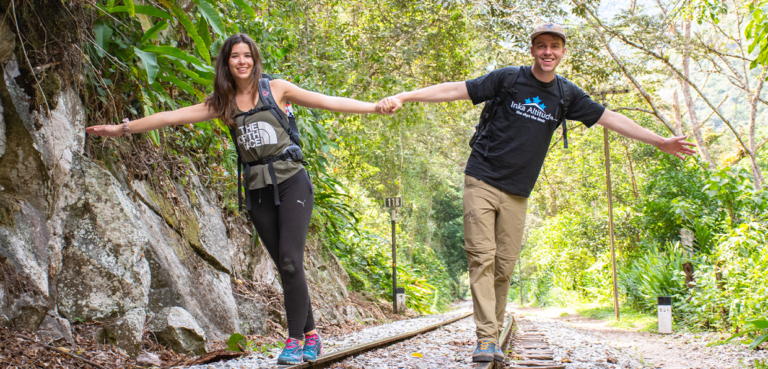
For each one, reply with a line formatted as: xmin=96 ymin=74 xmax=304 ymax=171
xmin=597 ymin=110 xmax=697 ymax=159
xmin=377 ymin=82 xmax=470 ymax=113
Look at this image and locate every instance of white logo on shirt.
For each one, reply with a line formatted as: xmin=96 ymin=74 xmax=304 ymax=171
xmin=237 ymin=121 xmax=278 ymax=149
xmin=510 ymin=96 xmax=555 ymax=123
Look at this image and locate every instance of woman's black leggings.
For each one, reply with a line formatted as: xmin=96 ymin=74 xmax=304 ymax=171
xmin=248 ymin=169 xmax=315 ymax=339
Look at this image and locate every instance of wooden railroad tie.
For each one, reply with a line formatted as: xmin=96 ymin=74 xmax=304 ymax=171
xmin=508 ymin=318 xmax=566 ymax=369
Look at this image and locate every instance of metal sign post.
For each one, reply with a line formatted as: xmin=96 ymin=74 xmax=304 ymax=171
xmin=385 ymin=197 xmax=402 ymax=313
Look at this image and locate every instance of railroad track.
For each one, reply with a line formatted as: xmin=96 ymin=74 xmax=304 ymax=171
xmin=284 ymin=309 xmax=517 ymax=369
xmin=508 ymin=318 xmax=564 ymax=369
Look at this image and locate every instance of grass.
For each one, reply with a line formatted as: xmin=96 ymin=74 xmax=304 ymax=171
xmin=576 ymin=303 xmax=658 ymax=332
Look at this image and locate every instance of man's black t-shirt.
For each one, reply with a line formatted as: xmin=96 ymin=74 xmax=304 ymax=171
xmin=464 ymin=66 xmax=606 ymax=197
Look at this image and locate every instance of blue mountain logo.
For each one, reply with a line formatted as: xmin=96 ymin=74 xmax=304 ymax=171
xmin=523 ymin=96 xmax=547 ymax=111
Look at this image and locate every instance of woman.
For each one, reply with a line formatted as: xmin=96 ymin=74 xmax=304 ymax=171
xmin=87 ymin=33 xmax=382 ymax=364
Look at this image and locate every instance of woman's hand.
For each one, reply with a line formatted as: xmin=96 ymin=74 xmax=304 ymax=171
xmin=86 ymin=118 xmax=129 ymax=137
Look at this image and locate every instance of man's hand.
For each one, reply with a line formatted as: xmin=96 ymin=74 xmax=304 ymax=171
xmin=658 ymin=135 xmax=697 ymax=160
xmin=376 ymin=96 xmax=403 ymax=114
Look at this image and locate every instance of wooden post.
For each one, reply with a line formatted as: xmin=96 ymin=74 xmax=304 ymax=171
xmin=592 ymin=91 xmax=627 ymax=320
xmin=604 ymin=126 xmax=620 ymax=320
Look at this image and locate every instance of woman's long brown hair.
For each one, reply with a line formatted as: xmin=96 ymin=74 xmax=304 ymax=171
xmin=205 ymin=33 xmax=263 ymax=127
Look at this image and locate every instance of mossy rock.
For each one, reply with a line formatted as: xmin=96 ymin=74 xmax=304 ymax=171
xmin=0 ymin=195 xmax=20 ymax=228
xmin=36 ymin=72 xmax=61 ymax=110
xmin=144 ymin=185 xmax=202 ymax=252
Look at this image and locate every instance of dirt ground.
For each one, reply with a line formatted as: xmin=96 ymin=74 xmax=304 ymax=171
xmin=508 ymin=303 xmax=768 ymax=369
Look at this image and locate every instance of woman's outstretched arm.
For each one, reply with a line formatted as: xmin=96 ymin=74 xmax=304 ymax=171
xmin=86 ymin=103 xmax=218 ymax=137
xmin=270 ymin=80 xmax=379 ymax=114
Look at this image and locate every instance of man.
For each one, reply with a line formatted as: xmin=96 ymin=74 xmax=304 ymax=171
xmin=377 ymin=23 xmax=695 ymax=362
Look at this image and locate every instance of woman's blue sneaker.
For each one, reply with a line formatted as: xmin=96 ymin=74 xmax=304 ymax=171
xmin=277 ymin=338 xmax=303 ymax=365
xmin=302 ymin=333 xmax=323 ymax=362
xmin=472 ymin=339 xmax=496 ymax=362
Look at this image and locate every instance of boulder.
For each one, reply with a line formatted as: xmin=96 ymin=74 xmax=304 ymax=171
xmin=136 ymin=352 xmax=162 ymax=367
xmin=148 ymin=307 xmax=207 ymax=355
xmin=104 ymin=308 xmax=146 ymax=356
xmin=37 ymin=311 xmax=74 ymax=345
xmin=55 ymin=159 xmax=151 ymax=322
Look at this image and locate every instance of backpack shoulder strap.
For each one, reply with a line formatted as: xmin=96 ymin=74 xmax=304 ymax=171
xmin=258 ymin=78 xmax=301 ymax=146
xmin=469 ymin=66 xmax=522 ymax=151
xmin=555 ymin=75 xmax=575 ymax=149
xmin=227 ymin=125 xmax=245 ymax=212
xmin=498 ymin=66 xmax=520 ymax=100
xmin=557 ymin=75 xmax=574 ymax=111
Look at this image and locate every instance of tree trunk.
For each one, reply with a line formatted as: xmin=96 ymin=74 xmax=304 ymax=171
xmin=747 ymin=68 xmax=766 ymax=190
xmin=622 ymin=143 xmax=639 ymax=199
xmin=680 ymin=20 xmax=715 ymax=168
xmin=672 ymin=90 xmax=685 ymax=136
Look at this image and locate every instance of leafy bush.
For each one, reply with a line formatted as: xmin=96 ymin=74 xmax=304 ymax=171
xmin=631 ymin=160 xmax=768 ymax=333
xmin=726 ymin=316 xmax=768 ymax=350
xmin=619 ymin=241 xmax=691 ymax=313
xmin=680 ymin=221 xmax=768 ymax=331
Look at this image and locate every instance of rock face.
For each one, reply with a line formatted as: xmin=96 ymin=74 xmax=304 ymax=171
xmin=148 ymin=307 xmax=207 ymax=355
xmin=0 ymin=255 xmax=49 ymax=330
xmin=55 ymin=159 xmax=151 ymax=322
xmin=305 ymin=236 xmax=355 ymax=325
xmin=137 ymin=194 xmax=239 ymax=341
xmin=0 ymin=197 xmax=51 ymax=297
xmin=0 ymin=41 xmax=362 ymax=356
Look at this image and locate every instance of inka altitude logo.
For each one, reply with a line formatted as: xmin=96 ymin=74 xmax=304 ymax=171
xmin=510 ymin=96 xmax=555 ymax=123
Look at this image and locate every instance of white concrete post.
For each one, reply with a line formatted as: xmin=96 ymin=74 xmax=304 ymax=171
xmin=395 ymin=287 xmax=406 ymax=314
xmin=658 ymin=296 xmax=672 ymax=334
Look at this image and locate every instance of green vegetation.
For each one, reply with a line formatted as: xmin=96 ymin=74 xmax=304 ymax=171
xmin=726 ymin=317 xmax=768 ymax=350
xmin=75 ymin=0 xmax=768 ymax=345
xmin=576 ymin=305 xmax=657 ymax=331
xmin=500 ymin=1 xmax=768 ymax=351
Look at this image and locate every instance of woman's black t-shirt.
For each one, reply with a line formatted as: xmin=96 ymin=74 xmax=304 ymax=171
xmin=464 ymin=66 xmax=606 ymax=197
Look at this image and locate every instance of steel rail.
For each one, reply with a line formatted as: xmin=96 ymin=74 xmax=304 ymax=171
xmin=475 ymin=312 xmax=516 ymax=369
xmin=285 ymin=311 xmax=474 ymax=369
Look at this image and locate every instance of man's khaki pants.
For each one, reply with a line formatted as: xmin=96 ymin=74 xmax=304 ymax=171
xmin=463 ymin=175 xmax=527 ymax=344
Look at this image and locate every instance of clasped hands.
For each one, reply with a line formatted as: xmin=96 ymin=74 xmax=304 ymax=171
xmin=374 ymin=95 xmax=403 ymax=114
